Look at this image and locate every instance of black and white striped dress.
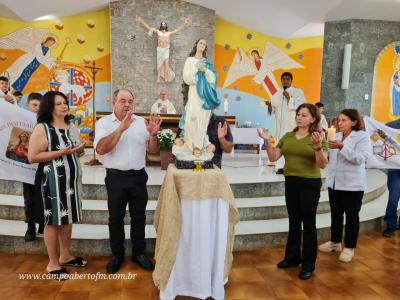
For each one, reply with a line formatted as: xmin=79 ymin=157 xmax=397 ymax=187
xmin=35 ymin=123 xmax=82 ymax=226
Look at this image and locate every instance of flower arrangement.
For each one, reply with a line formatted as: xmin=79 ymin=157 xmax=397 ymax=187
xmin=157 ymin=129 xmax=176 ymax=150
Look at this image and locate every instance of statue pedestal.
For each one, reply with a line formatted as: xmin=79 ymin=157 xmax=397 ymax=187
xmin=153 ymin=165 xmax=240 ymax=299
xmin=175 ymin=159 xmax=213 ymax=169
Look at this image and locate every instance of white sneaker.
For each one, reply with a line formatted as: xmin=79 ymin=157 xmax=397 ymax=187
xmin=318 ymin=241 xmax=342 ymax=252
xmin=339 ymin=248 xmax=354 ymax=262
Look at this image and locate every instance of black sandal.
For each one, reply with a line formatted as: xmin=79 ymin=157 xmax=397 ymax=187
xmin=60 ymin=256 xmax=87 ymax=267
xmin=48 ymin=267 xmax=69 ymax=280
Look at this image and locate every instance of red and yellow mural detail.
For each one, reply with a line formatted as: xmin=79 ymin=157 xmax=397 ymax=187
xmin=0 ymin=9 xmax=112 ymax=145
xmin=0 ymin=9 xmax=111 ymax=95
xmin=49 ymin=64 xmax=93 ymax=106
xmin=215 ymin=45 xmax=322 ymax=103
xmin=215 ymin=19 xmax=323 ymax=105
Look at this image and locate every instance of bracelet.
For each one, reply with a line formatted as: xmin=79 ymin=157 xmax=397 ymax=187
xmin=313 ymin=147 xmax=322 ymax=151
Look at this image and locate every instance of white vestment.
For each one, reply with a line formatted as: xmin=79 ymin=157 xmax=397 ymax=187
xmin=320 ymin=114 xmax=328 ymax=131
xmin=271 ymin=86 xmax=305 ymax=141
xmin=182 ymin=57 xmax=215 ymax=150
xmin=151 ymin=99 xmax=176 ymax=114
xmin=271 ymin=86 xmax=305 ymax=169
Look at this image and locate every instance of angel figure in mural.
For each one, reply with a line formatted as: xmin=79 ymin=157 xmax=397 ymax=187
xmin=136 ymin=15 xmax=190 ymax=82
xmin=0 ymin=27 xmax=59 ymax=93
xmin=222 ymin=42 xmax=304 ymax=113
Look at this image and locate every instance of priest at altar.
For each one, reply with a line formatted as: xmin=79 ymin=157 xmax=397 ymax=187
xmin=150 ymin=89 xmax=177 ymax=114
xmin=271 ymin=72 xmax=305 ymax=172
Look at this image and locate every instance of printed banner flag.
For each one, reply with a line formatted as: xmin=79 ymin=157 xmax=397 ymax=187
xmin=0 ymin=101 xmax=37 ymax=184
xmin=364 ymin=116 xmax=400 ymax=169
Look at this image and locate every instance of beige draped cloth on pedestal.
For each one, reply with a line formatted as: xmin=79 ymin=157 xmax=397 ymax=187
xmin=153 ymin=165 xmax=240 ymax=290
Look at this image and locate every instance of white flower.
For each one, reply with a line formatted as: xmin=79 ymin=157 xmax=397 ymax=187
xmin=55 ymin=159 xmax=64 ymax=168
xmin=60 ymin=209 xmax=68 ymax=218
xmin=44 ymin=209 xmax=52 ymax=217
xmin=157 ymin=129 xmax=175 ymax=138
xmin=65 ymin=188 xmax=74 ymax=196
xmin=157 ymin=129 xmax=176 ymax=141
xmin=56 ymin=143 xmax=72 ymax=151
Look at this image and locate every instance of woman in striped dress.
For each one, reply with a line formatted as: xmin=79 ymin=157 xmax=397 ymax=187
xmin=28 ymin=91 xmax=86 ymax=277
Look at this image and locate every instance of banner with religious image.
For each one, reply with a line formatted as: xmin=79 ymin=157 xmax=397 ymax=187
xmin=0 ymin=101 xmax=37 ymax=184
xmin=364 ymin=116 xmax=400 ymax=169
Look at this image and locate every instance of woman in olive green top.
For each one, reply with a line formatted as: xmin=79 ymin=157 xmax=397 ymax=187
xmin=258 ymin=103 xmax=328 ymax=280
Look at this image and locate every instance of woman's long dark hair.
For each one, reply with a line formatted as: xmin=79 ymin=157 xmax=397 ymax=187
xmin=182 ymin=39 xmax=208 ymax=106
xmin=340 ymin=109 xmax=364 ymax=131
xmin=37 ymin=91 xmax=70 ymax=124
xmin=293 ymin=103 xmax=321 ymax=134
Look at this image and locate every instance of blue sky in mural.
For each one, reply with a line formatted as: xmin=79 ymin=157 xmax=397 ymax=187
xmin=215 ymin=88 xmax=275 ymax=130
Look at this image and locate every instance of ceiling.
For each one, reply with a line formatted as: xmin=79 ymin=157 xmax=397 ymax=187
xmin=1 ymin=0 xmax=400 ymax=38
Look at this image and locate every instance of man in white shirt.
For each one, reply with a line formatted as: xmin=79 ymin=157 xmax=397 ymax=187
xmin=0 ymin=76 xmax=16 ymax=104
xmin=270 ymin=72 xmax=305 ymax=173
xmin=150 ymin=89 xmax=176 ymax=114
xmin=315 ymin=102 xmax=328 ymax=131
xmin=94 ymin=89 xmax=161 ymax=273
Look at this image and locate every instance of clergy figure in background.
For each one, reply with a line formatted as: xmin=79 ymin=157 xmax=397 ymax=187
xmin=180 ymin=38 xmax=221 ymax=151
xmin=136 ymin=15 xmax=189 ymax=83
xmin=151 ymin=89 xmax=176 ymax=114
xmin=271 ymin=72 xmax=305 ymax=173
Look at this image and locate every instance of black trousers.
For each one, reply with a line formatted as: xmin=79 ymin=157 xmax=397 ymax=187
xmin=284 ymin=176 xmax=321 ymax=272
xmin=105 ymin=168 xmax=149 ymax=257
xmin=328 ymin=188 xmax=364 ymax=248
xmin=23 ymin=182 xmax=35 ymax=224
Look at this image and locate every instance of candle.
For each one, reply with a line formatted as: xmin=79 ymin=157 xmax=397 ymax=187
xmin=223 ymin=99 xmax=229 ymax=114
xmin=327 ymin=125 xmax=336 ymax=141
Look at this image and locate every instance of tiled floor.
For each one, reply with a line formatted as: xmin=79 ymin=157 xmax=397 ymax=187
xmin=1 ymin=231 xmax=399 ymax=299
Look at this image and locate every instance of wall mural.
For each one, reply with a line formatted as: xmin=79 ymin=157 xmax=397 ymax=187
xmin=0 ymin=13 xmax=324 ymax=136
xmin=214 ymin=19 xmax=323 ymax=129
xmin=0 ymin=9 xmax=111 ymax=146
xmin=372 ymin=42 xmax=400 ymax=123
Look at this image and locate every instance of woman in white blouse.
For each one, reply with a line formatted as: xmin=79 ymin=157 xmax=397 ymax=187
xmin=319 ymin=109 xmax=371 ymax=262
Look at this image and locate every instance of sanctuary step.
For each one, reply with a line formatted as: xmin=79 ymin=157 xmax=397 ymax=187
xmin=0 ymin=189 xmax=388 ymax=255
xmin=0 ymin=169 xmax=386 ymax=224
xmin=0 ymin=153 xmax=389 ymax=255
